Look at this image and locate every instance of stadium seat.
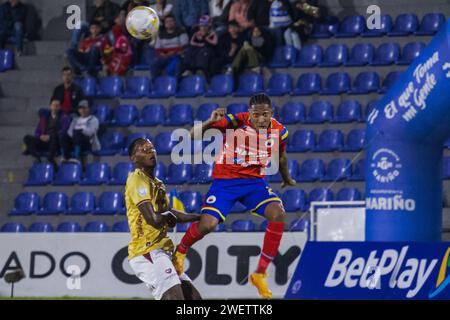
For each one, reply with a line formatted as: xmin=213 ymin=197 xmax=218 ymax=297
xmin=204 ymin=74 xmax=233 ymax=97
xmin=112 ymin=221 xmax=130 ymax=232
xmin=122 ymin=132 xmax=152 ymax=155
xmin=371 ymin=43 xmax=400 ymax=66
xmin=292 ymin=73 xmax=321 ymax=95
xmin=230 ymin=201 xmax=247 ymax=213
xmin=268 ymin=159 xmax=298 ymax=182
xmin=96 ymin=76 xmax=124 ymax=98
xmin=297 ymin=158 xmax=325 ymax=182
xmin=349 ymin=158 xmax=365 ymax=181
xmin=379 ymin=71 xmax=402 ymax=93
xmin=268 ymin=45 xmax=296 ymax=68
xmin=165 ymin=104 xmax=194 ymax=126
xmin=155 ymin=162 xmax=166 ymax=182
xmin=293 ymin=44 xmax=323 ymax=67
xmin=190 ymin=163 xmax=213 ymax=184
xmin=227 ymin=103 xmax=247 ymax=115
xmin=415 ymin=13 xmax=446 ymax=35
xmin=122 ymin=76 xmax=151 ymax=99
xmin=443 ymin=157 xmax=450 ymax=179
xmin=94 ymin=192 xmax=124 ymax=215
xmin=154 ymin=132 xmax=177 ymax=155
xmin=77 ymin=76 xmax=97 ymax=97
xmin=1 ymin=223 xmax=25 ymax=232
xmin=148 ymin=75 xmax=177 ymax=98
xmin=365 ymin=100 xmax=379 ymax=120
xmin=397 ymin=42 xmax=425 ymax=65
xmin=322 ymin=158 xmax=352 ymax=182
xmin=136 ymin=104 xmax=166 ymax=127
xmin=56 ymin=222 xmax=81 ymax=232
xmin=80 ymin=162 xmax=110 ymax=185
xmin=176 ymin=223 xmax=192 ymax=233
xmin=39 ymin=192 xmax=68 ymax=215
xmin=320 ymin=72 xmax=350 ymax=95
xmin=309 ymin=188 xmax=333 ymax=204
xmin=345 ymin=43 xmax=375 ymax=66
xmin=233 ymin=73 xmax=263 ymax=97
xmin=25 ymin=163 xmax=54 ymax=186
xmin=388 ymin=13 xmax=419 ymax=36
xmin=343 ymin=129 xmax=366 ymax=152
xmin=305 ymin=101 xmax=333 ymax=124
xmin=66 ymin=192 xmax=95 ymax=215
xmin=335 ymin=15 xmax=365 ymax=37
xmin=95 ymin=132 xmax=125 ymax=156
xmin=166 ymin=164 xmax=192 ymax=185
xmin=259 ymin=220 xmax=268 ymax=231
xmin=176 ymin=75 xmax=205 ymax=98
xmin=29 ymin=222 xmax=53 ymax=232
xmin=195 ymin=103 xmax=219 ymax=122
xmin=215 ymin=224 xmax=226 ymax=232
xmin=290 ymin=219 xmax=309 ymax=232
xmin=281 ymin=189 xmax=307 ymax=212
xmin=266 ymin=73 xmax=293 ymax=96
xmin=0 ymin=49 xmax=13 ymax=72
xmin=180 ymin=191 xmax=202 ymax=213
xmin=348 ymin=71 xmax=380 ymax=94
xmin=336 ymin=188 xmax=362 ymax=201
xmin=231 ymin=220 xmax=255 ymax=232
xmin=333 ymin=100 xmax=362 ymax=123
xmin=319 ymin=44 xmax=348 ymax=67
xmin=111 ymin=104 xmax=138 ymax=127
xmin=84 ymin=221 xmax=109 ymax=232
xmin=314 ymin=130 xmax=344 ymax=152
xmin=361 ymin=14 xmax=392 ymax=37
xmin=310 ymin=16 xmax=339 ymax=38
xmin=279 ymin=102 xmax=305 ymax=124
xmin=10 ymin=192 xmax=40 ymax=216
xmin=92 ymin=104 xmax=112 ymax=126
xmin=109 ymin=162 xmax=135 ymax=185
xmin=52 ymin=163 xmax=82 ymax=186
xmin=288 ymin=130 xmax=315 ymax=152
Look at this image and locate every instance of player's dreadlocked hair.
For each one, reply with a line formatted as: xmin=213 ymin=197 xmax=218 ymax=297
xmin=249 ymin=93 xmax=272 ymax=108
xmin=128 ymin=138 xmax=148 ymax=157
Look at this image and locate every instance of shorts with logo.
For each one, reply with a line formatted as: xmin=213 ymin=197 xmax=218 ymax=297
xmin=201 ymin=178 xmax=282 ymax=222
xmin=129 ymin=249 xmax=191 ymax=300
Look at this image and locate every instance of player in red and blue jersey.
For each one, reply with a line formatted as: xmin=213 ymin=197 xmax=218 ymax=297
xmin=173 ymin=94 xmax=296 ymax=299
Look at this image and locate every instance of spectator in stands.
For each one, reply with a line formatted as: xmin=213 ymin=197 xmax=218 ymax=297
xmin=67 ymin=21 xmax=111 ymax=77
xmin=151 ymin=14 xmax=189 ymax=78
xmin=89 ymin=0 xmax=121 ymax=34
xmin=228 ymin=0 xmax=254 ymax=32
xmin=248 ymin=0 xmax=271 ymax=28
xmin=0 ymin=0 xmax=26 ymax=55
xmin=291 ymin=0 xmax=322 ymax=44
xmin=23 ymin=100 xmax=70 ymax=171
xmin=174 ymin=0 xmax=209 ymax=36
xmin=181 ymin=15 xmax=218 ymax=78
xmin=120 ymin=0 xmax=151 ymax=17
xmin=61 ymin=100 xmax=100 ymax=167
xmin=150 ymin=0 xmax=174 ymax=23
xmin=269 ymin=0 xmax=301 ymax=49
xmin=51 ymin=67 xmax=85 ymax=116
xmin=208 ymin=0 xmax=232 ymax=35
xmin=102 ymin=24 xmax=133 ymax=76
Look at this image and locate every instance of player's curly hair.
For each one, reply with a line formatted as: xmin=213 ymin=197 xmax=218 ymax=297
xmin=249 ymin=93 xmax=272 ymax=108
xmin=128 ymin=138 xmax=148 ymax=157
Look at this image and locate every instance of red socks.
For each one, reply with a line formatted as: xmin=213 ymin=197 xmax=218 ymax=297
xmin=256 ymin=221 xmax=285 ymax=274
xmin=176 ymin=222 xmax=205 ymax=254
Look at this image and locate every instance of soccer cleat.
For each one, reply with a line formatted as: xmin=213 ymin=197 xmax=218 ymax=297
xmin=249 ymin=272 xmax=272 ymax=299
xmin=172 ymin=250 xmax=186 ymax=275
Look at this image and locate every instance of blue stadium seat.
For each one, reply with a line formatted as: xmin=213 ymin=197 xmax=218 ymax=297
xmin=314 ymin=129 xmax=344 ymax=152
xmin=231 ymin=220 xmax=255 ymax=232
xmin=112 ymin=221 xmax=130 ymax=232
xmin=80 ymin=162 xmax=110 ymax=185
xmin=281 ymin=189 xmax=307 ymax=212
xmin=234 ymin=73 xmax=263 ymax=97
xmin=95 ymin=132 xmax=125 ymax=156
xmin=92 ymin=104 xmax=112 ymax=125
xmin=122 ymin=76 xmax=151 ymax=99
xmin=293 ymin=44 xmax=323 ymax=67
xmin=1 ymin=223 xmax=25 ymax=232
xmin=292 ymin=73 xmax=321 ymax=95
xmin=166 ymin=164 xmax=192 ymax=185
xmin=268 ymin=159 xmax=298 ymax=183
xmin=53 ymin=163 xmax=82 ymax=186
xmin=205 ymin=74 xmax=233 ymax=97
xmin=230 ymin=201 xmax=247 ymax=213
xmin=365 ymin=100 xmax=379 ymax=120
xmin=288 ymin=130 xmax=315 ymax=153
xmin=443 ymin=157 xmax=450 ymax=179
xmin=25 ymin=163 xmax=54 ymax=186
xmin=336 ymin=188 xmax=362 ymax=201
xmin=66 ymin=192 xmax=95 ymax=215
xmin=319 ymin=44 xmax=348 ymax=67
xmin=349 ymin=71 xmax=380 ymax=94
xmin=349 ymin=158 xmax=365 ymax=181
xmin=445 ymin=138 xmax=450 ymax=149
xmin=415 ymin=13 xmax=446 ymax=36
xmin=155 ymin=162 xmax=166 ymax=182
xmin=190 ymin=163 xmax=213 ymax=184
xmin=309 ymin=188 xmax=334 ymax=204
xmin=345 ymin=43 xmax=375 ymax=66
xmin=176 ymin=223 xmax=192 ymax=233
xmin=215 ymin=224 xmax=226 ymax=232
xmin=379 ymin=71 xmax=402 ymax=93
xmin=335 ymin=15 xmax=365 ymax=38
xmin=96 ymin=76 xmax=124 ymax=98
xmin=266 ymin=73 xmax=293 ymax=96
xmin=305 ymin=101 xmax=333 ymax=124
xmin=310 ymin=16 xmax=339 ymax=38
xmin=259 ymin=220 xmax=268 ymax=231
xmin=371 ymin=43 xmax=400 ymax=66
xmin=176 ymin=75 xmax=205 ymax=98
xmin=322 ymin=158 xmax=352 ymax=182
xmin=148 ymin=75 xmax=177 ymax=98
xmin=388 ymin=13 xmax=419 ymax=36
xmin=227 ymin=103 xmax=247 ymax=114
xmin=39 ymin=192 xmax=68 ymax=215
xmin=10 ymin=192 xmax=40 ymax=216
xmin=29 ymin=222 xmax=53 ymax=232
xmin=180 ymin=191 xmax=202 ymax=213
xmin=297 ymin=158 xmax=325 ymax=182
xmin=122 ymin=133 xmax=152 ymax=155
xmin=333 ymin=100 xmax=362 ymax=123
xmin=196 ymin=103 xmax=219 ymax=122
xmin=94 ymin=192 xmax=124 ymax=215
xmin=361 ymin=14 xmax=392 ymax=37
xmin=268 ymin=45 xmax=296 ymax=68
xmin=111 ymin=104 xmax=138 ymax=127
xmin=77 ymin=76 xmax=97 ymax=97
xmin=136 ymin=104 xmax=165 ymax=127
xmin=166 ymin=104 xmax=194 ymax=126
xmin=0 ymin=49 xmax=13 ymax=72
xmin=343 ymin=129 xmax=366 ymax=152
xmin=109 ymin=162 xmax=135 ymax=185
xmin=290 ymin=219 xmax=309 ymax=232
xmin=320 ymin=72 xmax=350 ymax=95
xmin=279 ymin=102 xmax=305 ymax=124
xmin=397 ymin=42 xmax=425 ymax=65
xmin=84 ymin=221 xmax=109 ymax=232
xmin=155 ymin=132 xmax=177 ymax=155
xmin=57 ymin=222 xmax=81 ymax=232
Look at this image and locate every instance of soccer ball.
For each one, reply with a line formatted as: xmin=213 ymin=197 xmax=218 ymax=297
xmin=126 ymin=6 xmax=160 ymax=40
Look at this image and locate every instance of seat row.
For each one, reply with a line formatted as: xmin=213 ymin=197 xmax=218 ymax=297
xmin=0 ymin=50 xmax=13 ymax=72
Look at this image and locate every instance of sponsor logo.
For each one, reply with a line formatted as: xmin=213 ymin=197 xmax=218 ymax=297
xmin=366 ymin=195 xmax=416 ymax=212
xmin=138 ymin=187 xmax=147 ymax=196
xmin=206 ymin=196 xmax=216 ymax=204
xmin=429 ymin=247 xmax=450 ymax=298
xmin=165 ymin=268 xmax=172 ymax=274
xmin=370 ymin=148 xmax=402 ymax=183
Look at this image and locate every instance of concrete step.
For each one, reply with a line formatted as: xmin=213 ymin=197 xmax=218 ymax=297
xmin=0 ymin=110 xmax=37 ymax=126
xmin=0 ymin=125 xmax=35 ymax=140
xmin=25 ymin=40 xmax=69 ymax=56
xmin=0 ymin=81 xmax=56 ymax=98
xmin=0 ymin=97 xmax=29 ymax=112
xmin=0 ymin=69 xmax=62 ymax=84
xmin=15 ymin=55 xmax=67 ymax=71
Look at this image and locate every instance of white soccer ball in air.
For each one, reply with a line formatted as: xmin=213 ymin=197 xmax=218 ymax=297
xmin=126 ymin=6 xmax=160 ymax=40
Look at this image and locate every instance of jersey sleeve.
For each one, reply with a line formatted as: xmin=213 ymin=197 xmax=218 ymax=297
xmin=128 ymin=174 xmax=153 ymax=207
xmin=280 ymin=126 xmax=288 ymax=153
xmin=210 ymin=113 xmax=241 ymax=132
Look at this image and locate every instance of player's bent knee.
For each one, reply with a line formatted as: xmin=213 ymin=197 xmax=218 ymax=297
xmin=264 ymin=202 xmax=286 ymax=222
xmin=199 ymin=214 xmax=219 ymax=234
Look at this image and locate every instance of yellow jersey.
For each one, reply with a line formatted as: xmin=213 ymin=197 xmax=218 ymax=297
xmin=125 ymin=168 xmax=174 ymax=260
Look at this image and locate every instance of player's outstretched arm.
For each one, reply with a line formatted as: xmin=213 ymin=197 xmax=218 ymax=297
xmin=137 ymin=202 xmax=172 ymax=229
xmin=169 ymin=208 xmax=201 ymax=224
xmin=190 ymin=108 xmax=226 ymax=140
xmin=279 ymin=150 xmax=297 ymax=188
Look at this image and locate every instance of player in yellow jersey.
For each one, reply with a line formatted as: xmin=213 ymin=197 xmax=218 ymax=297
xmin=126 ymin=137 xmax=202 ymax=300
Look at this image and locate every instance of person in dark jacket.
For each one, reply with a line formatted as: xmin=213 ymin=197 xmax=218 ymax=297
xmin=0 ymin=0 xmax=26 ymax=55
xmin=51 ymin=67 xmax=85 ymax=116
xmin=89 ymin=0 xmax=121 ymax=34
xmin=247 ymin=0 xmax=271 ymax=28
xmin=174 ymin=0 xmax=209 ymax=36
